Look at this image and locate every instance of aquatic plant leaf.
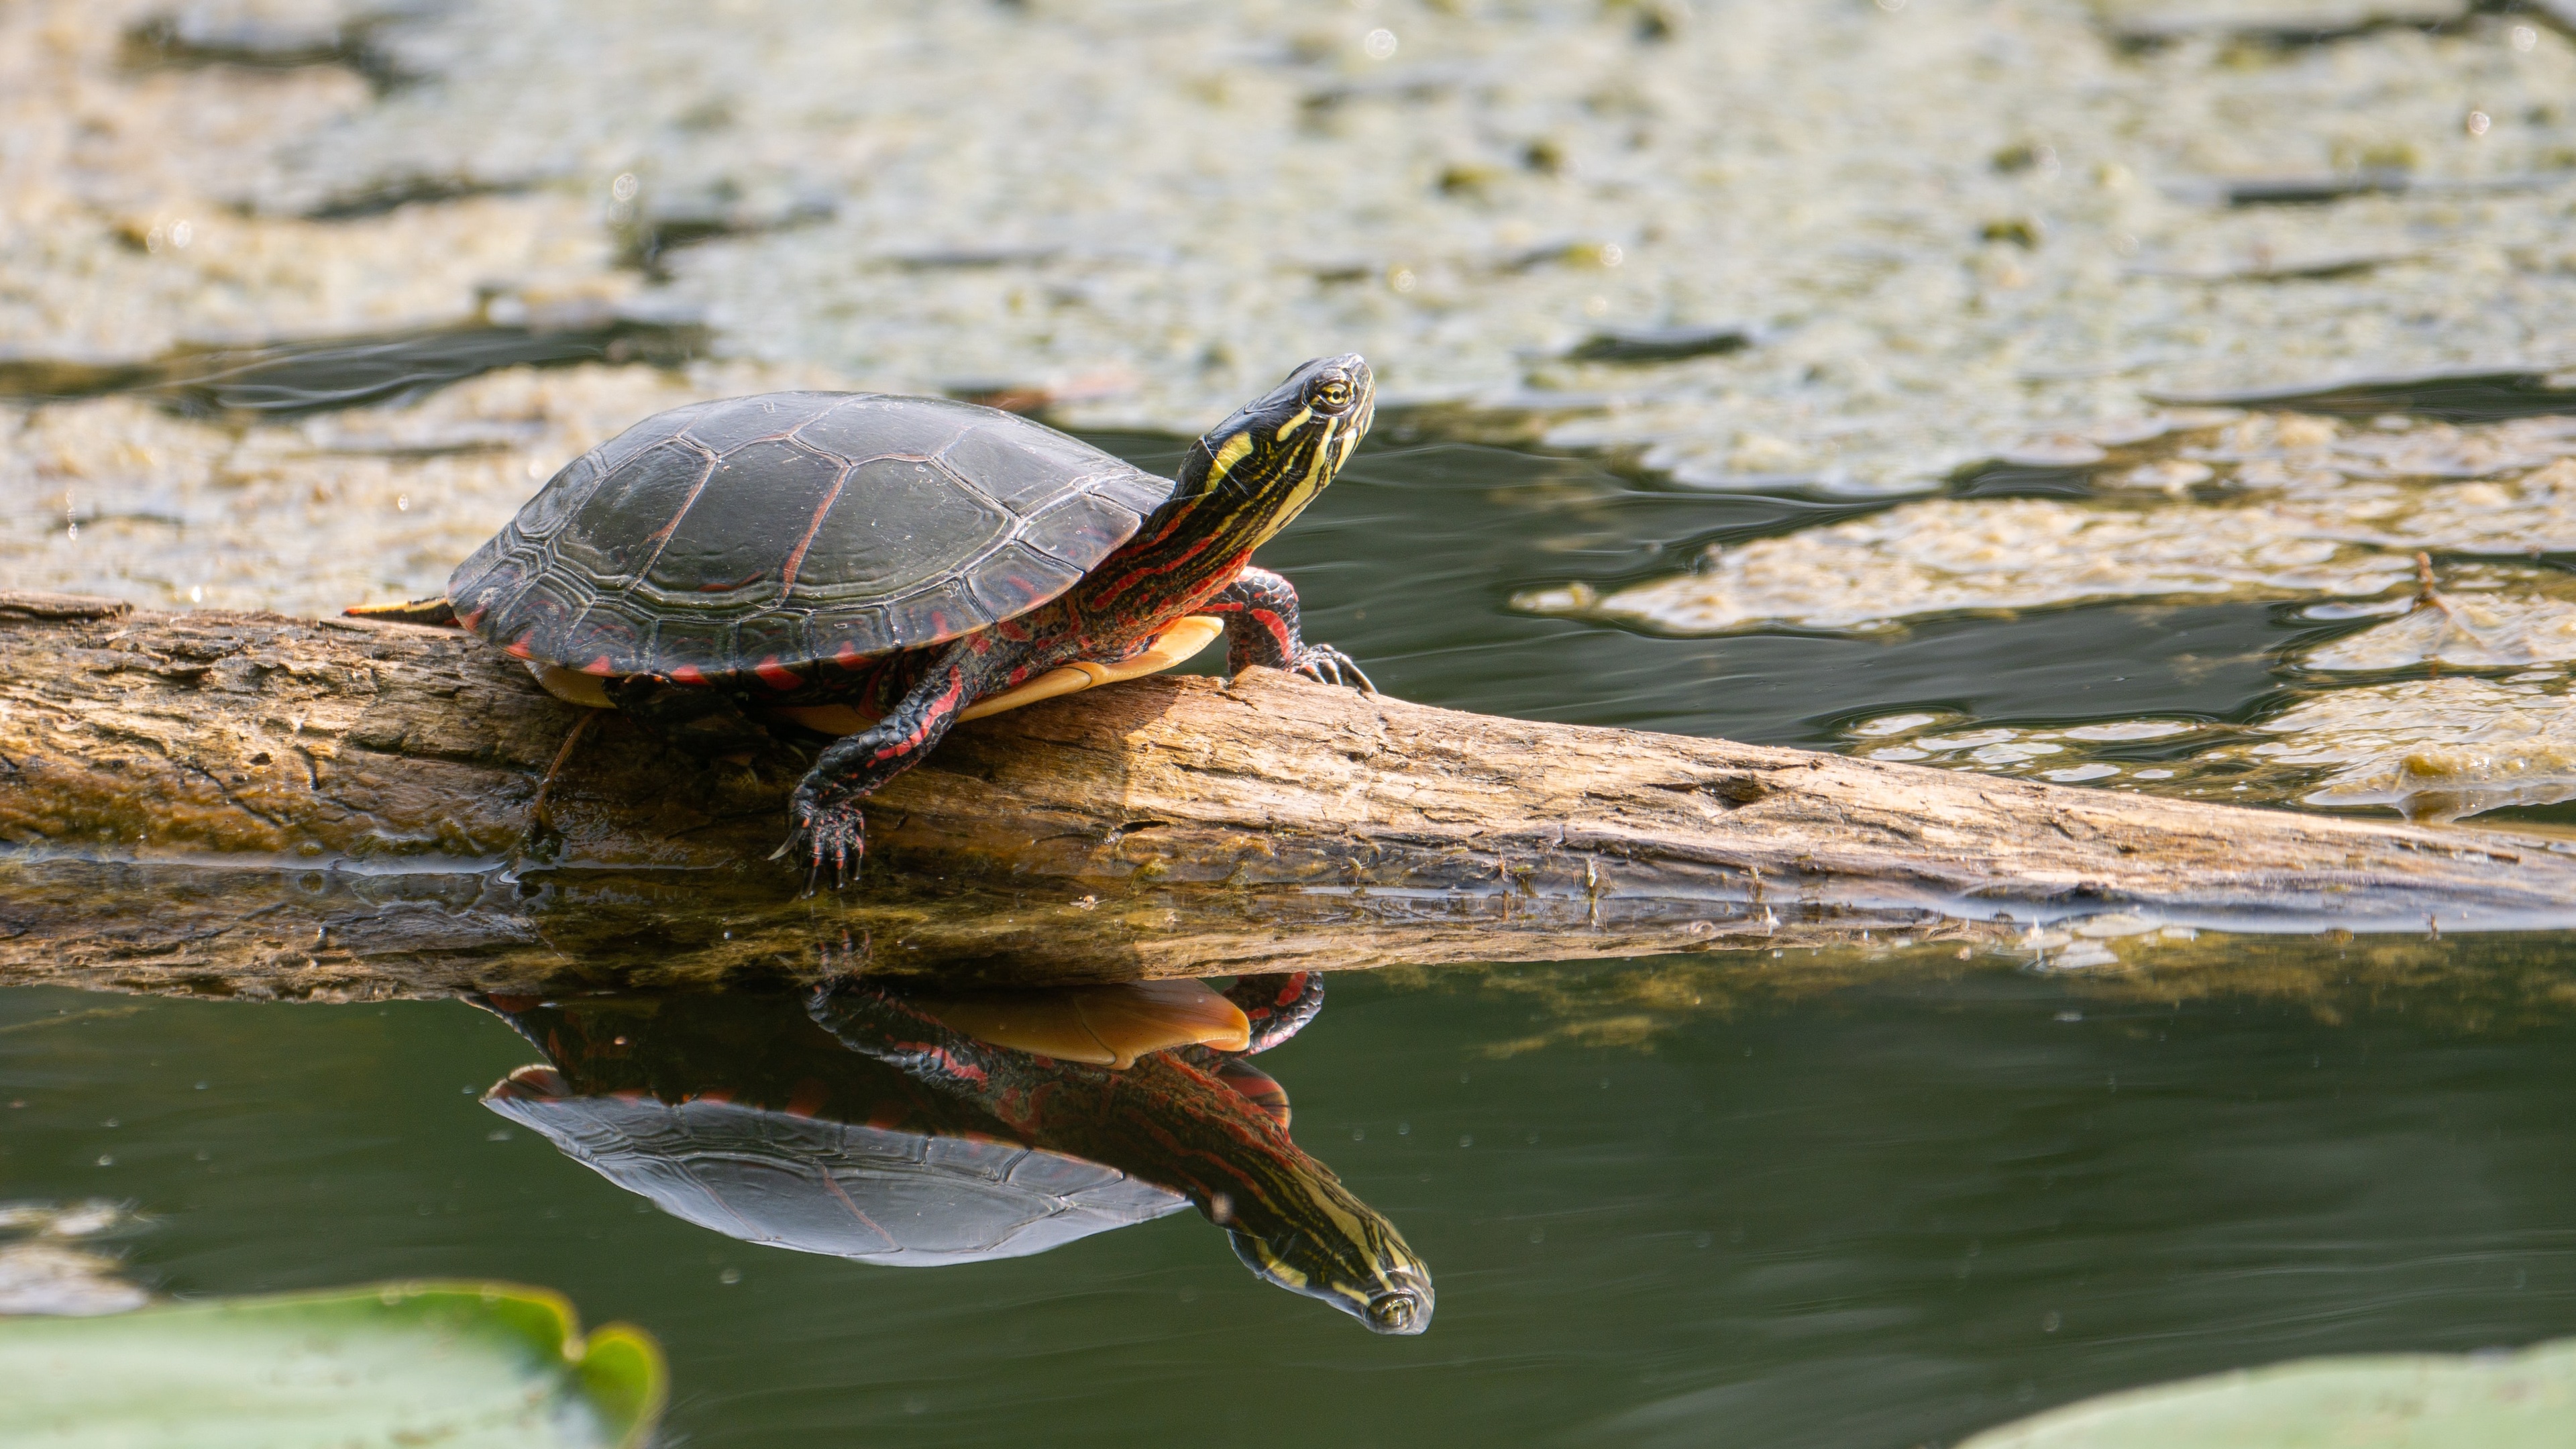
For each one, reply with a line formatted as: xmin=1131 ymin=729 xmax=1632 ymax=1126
xmin=1959 ymin=1336 xmax=2576 ymax=1448
xmin=0 ymin=1281 xmax=665 ymax=1449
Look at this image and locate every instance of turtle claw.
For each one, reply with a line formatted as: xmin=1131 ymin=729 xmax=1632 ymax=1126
xmin=1292 ymin=645 xmax=1375 ymax=694
xmin=784 ymin=795 xmax=867 ymax=890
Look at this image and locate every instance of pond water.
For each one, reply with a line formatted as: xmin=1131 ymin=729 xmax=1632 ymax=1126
xmin=10 ymin=947 xmax=2576 ymax=1448
xmin=9 ymin=423 xmax=2576 ymax=1445
xmin=9 ymin=3 xmax=2576 ymax=1444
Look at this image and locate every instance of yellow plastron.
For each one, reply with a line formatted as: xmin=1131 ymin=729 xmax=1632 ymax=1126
xmin=523 ymin=614 xmax=1228 ymax=734
xmin=900 ymin=979 xmax=1252 ymax=1069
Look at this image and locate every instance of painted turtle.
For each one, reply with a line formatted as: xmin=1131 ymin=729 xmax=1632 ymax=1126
xmin=352 ymin=357 xmax=1377 ymax=875
xmin=480 ymin=974 xmax=1432 ymax=1334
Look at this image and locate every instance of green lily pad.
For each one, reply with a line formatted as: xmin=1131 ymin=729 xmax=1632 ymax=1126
xmin=1964 ymin=1338 xmax=2576 ymax=1448
xmin=0 ymin=1281 xmax=665 ymax=1449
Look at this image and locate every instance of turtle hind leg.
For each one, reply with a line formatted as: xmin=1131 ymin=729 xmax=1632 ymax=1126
xmin=521 ymin=679 xmax=768 ymax=843
xmin=343 ymin=595 xmax=458 ymax=626
xmin=1203 ymin=566 xmax=1373 ymax=692
xmin=784 ymin=641 xmax=986 ymax=883
xmin=527 ymin=710 xmax=599 ymax=837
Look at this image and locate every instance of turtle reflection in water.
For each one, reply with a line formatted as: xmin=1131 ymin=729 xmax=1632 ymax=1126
xmin=479 ymin=974 xmax=1432 ymax=1334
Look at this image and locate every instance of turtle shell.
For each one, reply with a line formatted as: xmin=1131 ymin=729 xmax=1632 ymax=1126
xmin=447 ymin=392 xmax=1175 ymax=679
xmin=484 ymin=1071 xmax=1187 ymax=1267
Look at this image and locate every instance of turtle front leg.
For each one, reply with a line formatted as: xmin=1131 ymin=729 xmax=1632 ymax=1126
xmin=785 ymin=640 xmax=984 ymax=881
xmin=1222 ymin=971 xmax=1326 ymax=1054
xmin=1203 ymin=566 xmax=1374 ymax=692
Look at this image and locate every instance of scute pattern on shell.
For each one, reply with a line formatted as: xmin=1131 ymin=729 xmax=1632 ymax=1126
xmin=448 ymin=391 xmax=1174 ymax=677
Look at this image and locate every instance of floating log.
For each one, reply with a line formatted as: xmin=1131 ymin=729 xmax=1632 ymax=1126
xmin=1 ymin=593 xmax=2569 ymax=1001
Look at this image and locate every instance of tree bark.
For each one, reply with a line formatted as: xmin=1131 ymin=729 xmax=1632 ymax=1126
xmin=1 ymin=594 xmax=2569 ymax=1001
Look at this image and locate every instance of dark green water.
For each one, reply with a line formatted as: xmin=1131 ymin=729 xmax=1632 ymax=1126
xmin=9 ymin=958 xmax=2576 ymax=1448
xmin=9 ymin=428 xmax=2576 ymax=1446
xmin=1126 ymin=434 xmax=2304 ymax=748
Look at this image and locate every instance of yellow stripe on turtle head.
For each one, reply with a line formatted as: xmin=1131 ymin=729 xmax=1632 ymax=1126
xmin=1204 ymin=430 xmax=1255 ymax=489
xmin=1246 ymin=419 xmax=1338 ymax=545
xmin=1272 ymin=406 xmax=1313 ymax=443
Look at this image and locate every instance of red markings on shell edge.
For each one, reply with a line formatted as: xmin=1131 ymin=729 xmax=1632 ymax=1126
xmin=504 ymin=636 xmax=535 ymax=659
xmin=755 ymin=656 xmax=802 ymax=690
xmin=833 ymin=641 xmax=863 ymax=669
xmin=457 ymin=604 xmax=487 ymax=630
xmin=782 ymin=1078 xmax=830 ymax=1118
xmin=670 ymin=665 xmax=709 ymax=686
xmin=582 ymin=655 xmax=616 ymax=676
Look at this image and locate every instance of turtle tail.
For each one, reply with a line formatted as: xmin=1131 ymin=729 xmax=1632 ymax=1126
xmin=343 ymin=595 xmax=460 ymax=627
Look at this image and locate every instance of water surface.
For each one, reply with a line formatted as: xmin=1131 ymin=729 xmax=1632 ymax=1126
xmin=9 ymin=947 xmax=2576 ymax=1447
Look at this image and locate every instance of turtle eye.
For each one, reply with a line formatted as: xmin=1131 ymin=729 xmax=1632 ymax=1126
xmin=1309 ymin=376 xmax=1354 ymax=413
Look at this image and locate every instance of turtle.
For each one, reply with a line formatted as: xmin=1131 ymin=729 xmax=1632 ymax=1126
xmin=350 ymin=356 xmax=1378 ymax=875
xmin=478 ymin=973 xmax=1433 ymax=1334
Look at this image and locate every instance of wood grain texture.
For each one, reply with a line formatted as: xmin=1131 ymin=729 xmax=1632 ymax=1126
xmin=1 ymin=598 xmax=2569 ymax=1000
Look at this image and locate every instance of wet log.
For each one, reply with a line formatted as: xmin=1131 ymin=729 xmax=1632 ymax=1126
xmin=1 ymin=593 xmax=2571 ymax=1001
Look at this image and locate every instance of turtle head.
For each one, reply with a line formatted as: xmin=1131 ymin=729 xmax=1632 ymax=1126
xmin=1224 ymin=1202 xmax=1434 ymax=1335
xmin=1172 ymin=354 xmax=1374 ymax=538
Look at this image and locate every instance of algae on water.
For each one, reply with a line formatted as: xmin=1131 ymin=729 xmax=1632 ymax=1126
xmin=10 ymin=1 xmax=2576 ymax=490
xmin=1519 ymin=413 xmax=2576 ymax=636
xmin=1840 ymin=669 xmax=2576 ymax=822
